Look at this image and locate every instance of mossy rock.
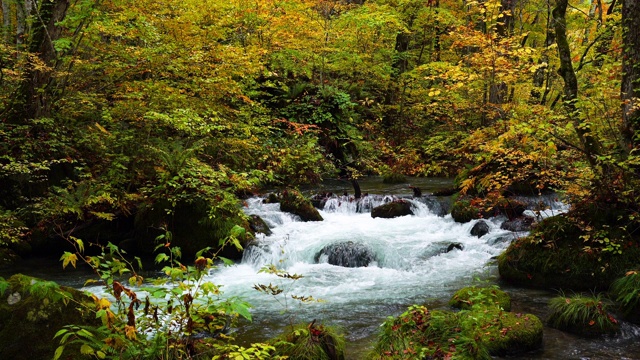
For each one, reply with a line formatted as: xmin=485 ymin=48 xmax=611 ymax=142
xmin=371 ymin=200 xmax=414 ymax=219
xmin=451 ymin=199 xmax=481 ymax=223
xmin=547 ymin=294 xmax=619 ymax=337
xmin=270 ymin=322 xmax=345 ymax=360
xmin=498 ymin=214 xmax=640 ymax=290
xmin=280 ymin=190 xmax=323 ymax=222
xmin=0 ymin=274 xmax=98 ymax=360
xmin=382 ymin=173 xmax=407 ymax=184
xmin=372 ymin=301 xmax=542 ymax=359
xmin=475 ymin=310 xmax=543 ymax=356
xmin=134 ymin=198 xmax=254 ymax=260
xmin=449 ymin=286 xmax=511 ymax=311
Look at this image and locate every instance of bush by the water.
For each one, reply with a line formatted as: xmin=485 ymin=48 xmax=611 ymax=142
xmin=610 ymin=270 xmax=640 ymax=324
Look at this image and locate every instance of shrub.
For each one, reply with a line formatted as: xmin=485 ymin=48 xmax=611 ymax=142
xmin=449 ymin=286 xmax=511 ymax=311
xmin=610 ymin=270 xmax=640 ymax=323
xmin=271 ymin=321 xmax=345 ymax=360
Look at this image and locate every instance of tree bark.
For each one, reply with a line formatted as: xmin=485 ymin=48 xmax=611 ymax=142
xmin=9 ymin=0 xmax=70 ymax=122
xmin=621 ymin=0 xmax=640 ymax=150
xmin=553 ymin=0 xmax=601 ymax=166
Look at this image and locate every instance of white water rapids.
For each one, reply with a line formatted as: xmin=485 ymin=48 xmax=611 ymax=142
xmin=205 ymin=195 xmax=520 ymax=343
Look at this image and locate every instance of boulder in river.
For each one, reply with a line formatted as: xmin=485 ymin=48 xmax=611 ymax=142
xmin=315 ymin=241 xmax=377 ymax=268
xmin=280 ymin=189 xmax=324 ymax=222
xmin=470 ymin=220 xmax=490 ymax=238
xmin=371 ymin=200 xmax=413 ymax=219
xmin=501 ymin=215 xmax=535 ymax=232
xmin=248 ymin=215 xmax=272 ymax=236
xmin=421 ymin=242 xmax=464 ymax=258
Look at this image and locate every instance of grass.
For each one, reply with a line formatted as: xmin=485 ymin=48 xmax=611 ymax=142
xmin=547 ymin=293 xmax=619 ymax=337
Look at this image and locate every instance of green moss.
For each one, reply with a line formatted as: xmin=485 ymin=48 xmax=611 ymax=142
xmin=451 ymin=200 xmax=481 ymax=223
xmin=547 ymin=294 xmax=619 ymax=337
xmin=0 ymin=274 xmax=97 ymax=360
xmin=498 ymin=214 xmax=640 ymax=290
xmin=472 ymin=310 xmax=543 ymax=356
xmin=279 ymin=189 xmax=323 ymax=222
xmin=449 ymin=286 xmax=511 ymax=311
xmin=270 ymin=322 xmax=345 ymax=360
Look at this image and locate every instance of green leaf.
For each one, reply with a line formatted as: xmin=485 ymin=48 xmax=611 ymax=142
xmin=80 ymin=344 xmax=95 ymax=355
xmin=219 ymin=256 xmax=235 ymax=266
xmin=53 ymin=346 xmax=64 ymax=360
xmin=155 ymin=253 xmax=169 ymax=264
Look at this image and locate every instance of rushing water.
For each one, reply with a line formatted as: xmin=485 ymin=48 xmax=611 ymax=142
xmin=4 ymin=177 xmax=639 ymax=358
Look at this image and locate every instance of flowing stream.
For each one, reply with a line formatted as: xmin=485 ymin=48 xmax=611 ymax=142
xmin=4 ymin=177 xmax=640 ymax=358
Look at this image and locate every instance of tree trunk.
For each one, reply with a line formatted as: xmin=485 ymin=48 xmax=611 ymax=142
xmin=621 ymin=0 xmax=640 ymax=150
xmin=553 ymin=0 xmax=601 ymax=166
xmin=9 ymin=0 xmax=70 ymax=122
xmin=2 ymin=0 xmax=11 ymax=43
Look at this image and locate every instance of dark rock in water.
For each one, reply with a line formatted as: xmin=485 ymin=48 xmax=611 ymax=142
xmin=446 ymin=243 xmax=464 ymax=252
xmin=450 ymin=199 xmax=481 ymax=223
xmin=410 ymin=186 xmax=422 ymax=198
xmin=263 ymin=193 xmax=279 ymax=204
xmin=470 ymin=220 xmax=490 ymax=238
xmin=310 ymin=192 xmax=333 ymax=209
xmin=315 ymin=241 xmax=377 ymax=268
xmin=501 ymin=216 xmax=535 ymax=232
xmin=371 ymin=200 xmax=414 ymax=219
xmin=249 ymin=215 xmax=272 ymax=236
xmin=280 ymin=189 xmax=323 ymax=222
xmin=422 ymin=242 xmax=464 ymax=258
xmin=487 ymin=235 xmax=515 ymax=246
xmin=432 ymin=187 xmax=459 ymax=196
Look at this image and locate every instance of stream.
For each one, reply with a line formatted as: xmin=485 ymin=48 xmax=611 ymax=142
xmin=3 ymin=177 xmax=640 ymax=359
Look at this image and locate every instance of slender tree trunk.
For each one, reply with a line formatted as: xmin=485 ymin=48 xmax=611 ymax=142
xmin=9 ymin=0 xmax=70 ymax=122
xmin=2 ymin=0 xmax=11 ymax=43
xmin=553 ymin=0 xmax=601 ymax=167
xmin=621 ymin=0 xmax=640 ymax=150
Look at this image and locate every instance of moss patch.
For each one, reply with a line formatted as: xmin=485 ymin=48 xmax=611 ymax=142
xmin=0 ymin=274 xmax=97 ymax=360
xmin=449 ymin=286 xmax=511 ymax=311
xmin=475 ymin=309 xmax=543 ymax=356
xmin=280 ymin=189 xmax=323 ymax=222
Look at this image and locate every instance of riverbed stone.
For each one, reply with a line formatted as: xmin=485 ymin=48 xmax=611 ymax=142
xmin=280 ymin=189 xmax=323 ymax=222
xmin=371 ymin=200 xmax=413 ymax=218
xmin=314 ymin=241 xmax=377 ymax=267
xmin=471 ymin=220 xmax=490 ymax=237
xmin=0 ymin=274 xmax=98 ymax=360
xmin=248 ymin=215 xmax=272 ymax=236
xmin=501 ymin=215 xmax=535 ymax=232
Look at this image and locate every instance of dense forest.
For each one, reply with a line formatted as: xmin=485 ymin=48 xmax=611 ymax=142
xmin=1 ymin=0 xmax=640 ymax=359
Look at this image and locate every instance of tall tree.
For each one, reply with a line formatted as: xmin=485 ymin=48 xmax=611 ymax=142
xmin=621 ymin=0 xmax=640 ymax=150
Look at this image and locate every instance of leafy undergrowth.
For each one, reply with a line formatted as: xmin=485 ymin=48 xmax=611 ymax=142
xmin=547 ymin=293 xmax=619 ymax=337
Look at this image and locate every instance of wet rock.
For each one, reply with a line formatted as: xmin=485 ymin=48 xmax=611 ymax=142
xmin=248 ymin=215 xmax=272 ymax=236
xmin=470 ymin=220 xmax=490 ymax=238
xmin=487 ymin=234 xmax=515 ymax=246
xmin=450 ymin=199 xmax=480 ymax=223
xmin=422 ymin=242 xmax=464 ymax=258
xmin=371 ymin=200 xmax=413 ymax=219
xmin=501 ymin=215 xmax=535 ymax=232
xmin=280 ymin=190 xmax=323 ymax=222
xmin=314 ymin=241 xmax=377 ymax=268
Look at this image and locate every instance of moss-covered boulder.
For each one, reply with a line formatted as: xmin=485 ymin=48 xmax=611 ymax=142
xmin=498 ymin=214 xmax=640 ymax=290
xmin=547 ymin=294 xmax=619 ymax=337
xmin=134 ymin=198 xmax=254 ymax=260
xmin=449 ymin=286 xmax=511 ymax=311
xmin=280 ymin=190 xmax=323 ymax=222
xmin=0 ymin=274 xmax=97 ymax=360
xmin=371 ymin=200 xmax=414 ymax=219
xmin=270 ymin=322 xmax=345 ymax=360
xmin=249 ymin=215 xmax=272 ymax=236
xmin=476 ymin=310 xmax=543 ymax=356
xmin=451 ymin=199 xmax=481 ymax=223
xmin=371 ymin=301 xmax=543 ymax=359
